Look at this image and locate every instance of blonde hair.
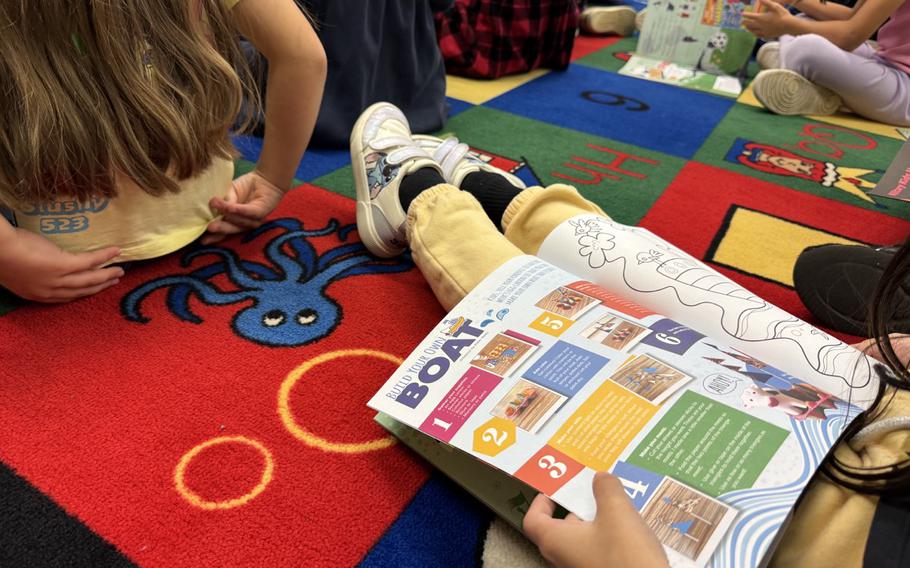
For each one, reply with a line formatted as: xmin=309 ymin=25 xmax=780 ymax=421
xmin=0 ymin=0 xmax=255 ymax=207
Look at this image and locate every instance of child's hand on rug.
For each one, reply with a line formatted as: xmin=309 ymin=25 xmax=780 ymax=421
xmin=0 ymin=222 xmax=123 ymax=302
xmin=743 ymin=0 xmax=796 ymax=39
xmin=523 ymin=472 xmax=668 ymax=568
xmin=203 ymin=171 xmax=286 ymax=244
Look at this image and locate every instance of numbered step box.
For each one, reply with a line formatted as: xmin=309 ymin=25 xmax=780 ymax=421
xmin=515 ymin=445 xmax=584 ymax=495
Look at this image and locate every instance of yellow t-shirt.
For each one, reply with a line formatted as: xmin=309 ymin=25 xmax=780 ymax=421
xmin=9 ymin=157 xmax=234 ymax=262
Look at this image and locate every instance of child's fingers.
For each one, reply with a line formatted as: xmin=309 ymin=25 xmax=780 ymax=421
xmin=523 ymin=494 xmax=560 ymax=544
xmin=592 ymin=473 xmax=638 ymax=522
xmin=67 ymin=278 xmax=122 ymax=300
xmin=57 ymin=266 xmax=125 ymax=289
xmin=45 ymin=277 xmax=121 ymax=302
xmin=215 ymin=200 xmax=268 ymax=220
xmin=65 ymin=246 xmax=122 ymax=272
xmin=200 ymin=232 xmax=226 ymax=245
xmin=206 ymin=219 xmax=245 ymax=235
xmin=220 ymin=213 xmax=263 ymax=230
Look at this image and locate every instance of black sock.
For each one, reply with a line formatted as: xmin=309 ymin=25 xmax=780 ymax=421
xmin=459 ymin=172 xmax=524 ymax=228
xmin=398 ymin=168 xmax=447 ymax=212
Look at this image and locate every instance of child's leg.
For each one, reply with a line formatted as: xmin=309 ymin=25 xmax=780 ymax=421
xmin=406 ymin=185 xmax=525 ymax=310
xmin=502 ymin=184 xmax=608 ymax=254
xmin=779 ymin=34 xmax=910 ymax=125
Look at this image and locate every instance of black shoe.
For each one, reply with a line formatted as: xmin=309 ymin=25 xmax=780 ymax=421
xmin=793 ymin=243 xmax=910 ymax=336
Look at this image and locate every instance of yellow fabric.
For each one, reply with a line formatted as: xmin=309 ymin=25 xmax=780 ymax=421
xmin=407 ymin=184 xmax=523 ymax=310
xmin=11 ymin=158 xmax=233 ymax=262
xmin=771 ymin=389 xmax=910 ymax=568
xmin=501 ymin=183 xmax=608 ymax=255
xmin=407 ymin=184 xmax=606 ymax=310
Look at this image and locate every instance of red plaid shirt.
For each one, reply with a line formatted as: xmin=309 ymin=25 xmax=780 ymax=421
xmin=435 ymin=0 xmax=580 ymax=79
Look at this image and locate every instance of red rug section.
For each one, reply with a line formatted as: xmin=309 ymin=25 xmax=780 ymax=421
xmin=640 ymin=162 xmax=910 ymax=344
xmin=0 ymin=186 xmax=445 ymax=567
xmin=570 ymin=35 xmax=622 ymax=61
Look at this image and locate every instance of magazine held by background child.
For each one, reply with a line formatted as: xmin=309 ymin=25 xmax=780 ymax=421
xmin=368 ymin=214 xmax=879 ymax=567
xmin=620 ymin=0 xmax=759 ymax=97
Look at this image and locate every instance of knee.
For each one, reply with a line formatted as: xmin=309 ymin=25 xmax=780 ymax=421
xmin=783 ymin=35 xmax=838 ymax=75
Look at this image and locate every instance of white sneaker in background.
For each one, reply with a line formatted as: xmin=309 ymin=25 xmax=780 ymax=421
xmin=580 ymin=6 xmax=637 ymax=36
xmin=752 ymin=69 xmax=842 ymax=117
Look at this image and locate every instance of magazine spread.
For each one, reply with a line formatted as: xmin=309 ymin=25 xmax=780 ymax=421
xmin=620 ymin=0 xmax=759 ymax=97
xmin=368 ymin=216 xmax=878 ymax=567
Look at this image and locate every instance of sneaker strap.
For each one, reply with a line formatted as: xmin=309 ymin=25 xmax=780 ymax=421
xmin=369 ymin=136 xmax=432 ymax=165
xmin=434 ymin=137 xmax=471 ymax=181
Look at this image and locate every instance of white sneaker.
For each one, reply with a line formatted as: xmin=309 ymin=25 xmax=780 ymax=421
xmin=580 ymin=6 xmax=637 ymax=36
xmin=350 ymin=102 xmax=443 ymax=258
xmin=412 ymin=135 xmax=527 ymax=190
xmin=756 ymin=41 xmax=780 ymax=70
xmin=752 ymin=69 xmax=842 ymax=117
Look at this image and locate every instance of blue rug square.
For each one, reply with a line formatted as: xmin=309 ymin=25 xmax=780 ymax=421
xmin=484 ymin=64 xmax=735 ymax=159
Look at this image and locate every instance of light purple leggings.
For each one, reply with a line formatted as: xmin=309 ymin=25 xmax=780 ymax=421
xmin=780 ymin=33 xmax=910 ymax=126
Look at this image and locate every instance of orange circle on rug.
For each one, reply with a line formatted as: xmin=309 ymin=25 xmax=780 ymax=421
xmin=174 ymin=436 xmax=274 ymax=510
xmin=279 ymin=349 xmax=402 ymax=454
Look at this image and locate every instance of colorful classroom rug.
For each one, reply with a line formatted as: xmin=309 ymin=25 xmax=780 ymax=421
xmin=2 ymin=34 xmax=910 ymax=568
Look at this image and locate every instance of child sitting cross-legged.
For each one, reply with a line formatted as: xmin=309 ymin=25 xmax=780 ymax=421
xmin=743 ymin=0 xmax=910 ymax=126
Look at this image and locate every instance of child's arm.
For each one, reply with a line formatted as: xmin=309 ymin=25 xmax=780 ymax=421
xmin=744 ymin=0 xmax=903 ymax=51
xmin=0 ymin=215 xmax=123 ymax=303
xmin=205 ymin=0 xmax=326 ymax=242
xmin=775 ymin=0 xmax=856 ymax=22
xmin=523 ymin=473 xmax=668 ymax=568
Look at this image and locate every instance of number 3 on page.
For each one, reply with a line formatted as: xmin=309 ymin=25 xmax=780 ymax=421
xmin=515 ymin=445 xmax=584 ymax=494
xmin=538 ymin=455 xmax=568 ymax=478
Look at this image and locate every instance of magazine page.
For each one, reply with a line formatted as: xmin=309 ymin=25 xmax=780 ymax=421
xmin=620 ymin=54 xmax=744 ymax=97
xmin=870 ymin=137 xmax=910 ymax=202
xmin=620 ymin=0 xmax=758 ymax=97
xmin=537 ymin=214 xmax=879 ymax=409
xmin=368 ymin=255 xmax=865 ymax=567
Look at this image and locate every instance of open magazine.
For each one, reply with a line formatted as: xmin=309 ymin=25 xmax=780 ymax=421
xmin=620 ymin=0 xmax=759 ymax=97
xmin=369 ymin=214 xmax=879 ymax=567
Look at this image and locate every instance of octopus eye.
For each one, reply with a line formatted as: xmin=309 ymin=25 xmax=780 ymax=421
xmin=296 ymin=308 xmax=317 ymax=325
xmin=262 ymin=310 xmax=286 ymax=327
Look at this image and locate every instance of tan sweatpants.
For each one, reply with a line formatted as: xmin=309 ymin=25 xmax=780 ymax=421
xmin=405 ymin=183 xmax=606 ymax=310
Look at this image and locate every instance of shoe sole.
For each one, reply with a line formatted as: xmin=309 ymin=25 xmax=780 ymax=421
xmin=756 ymin=43 xmax=779 ymax=70
xmin=581 ymin=7 xmax=636 ymax=36
xmin=349 ymin=101 xmax=405 ymax=259
xmin=752 ymin=70 xmax=842 ymax=116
